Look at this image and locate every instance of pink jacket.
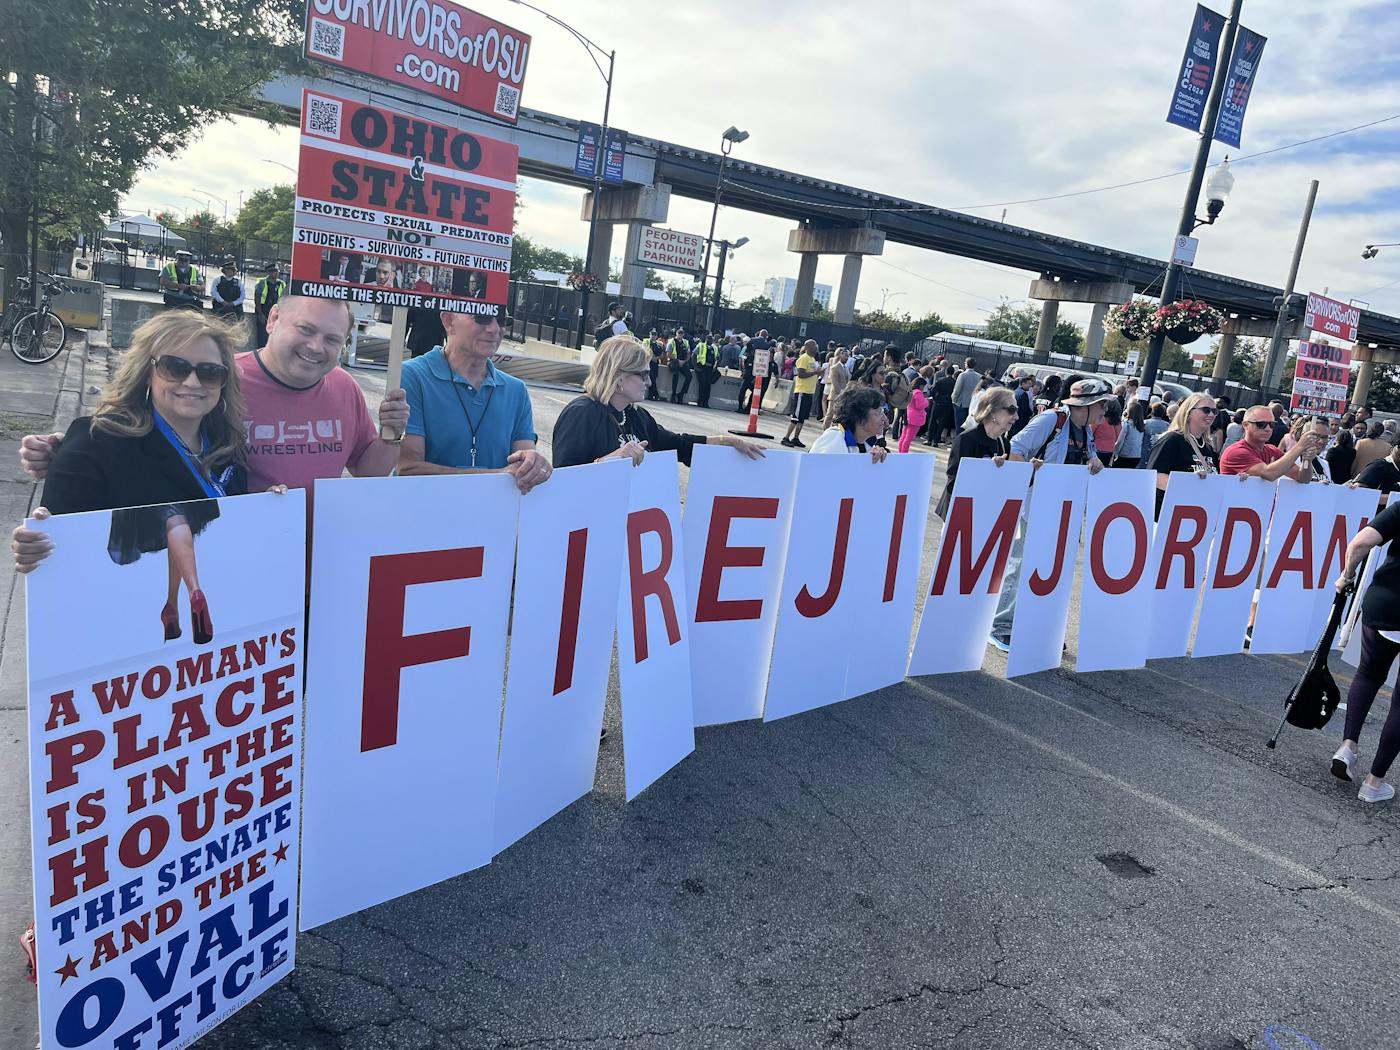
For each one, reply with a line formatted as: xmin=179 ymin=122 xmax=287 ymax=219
xmin=906 ymin=388 xmax=929 ymax=426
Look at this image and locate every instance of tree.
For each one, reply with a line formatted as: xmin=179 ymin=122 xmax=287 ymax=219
xmin=983 ymin=301 xmax=1040 ymax=346
xmin=0 ymin=0 xmax=301 ymax=278
xmin=1197 ymin=336 xmax=1264 ymax=385
xmin=153 ymin=210 xmax=181 ymax=232
xmin=1052 ymin=319 xmax=1083 ymax=357
xmin=1099 ymin=330 xmax=1196 ymax=373
xmin=738 ymin=293 xmax=772 ymax=311
xmin=804 ymin=300 xmax=834 ymax=321
xmin=644 ymin=269 xmax=665 ymax=291
xmin=1366 ymin=364 xmax=1400 ymax=412
xmin=904 ymin=310 xmax=949 ymax=337
xmin=664 ymin=279 xmax=702 ymax=304
xmin=232 ymin=185 xmax=295 ymax=244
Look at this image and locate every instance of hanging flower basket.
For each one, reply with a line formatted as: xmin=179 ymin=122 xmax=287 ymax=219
xmin=566 ymin=270 xmax=602 ymax=293
xmin=1153 ymin=299 xmax=1224 ymax=343
xmin=1103 ymin=299 xmax=1157 ymax=342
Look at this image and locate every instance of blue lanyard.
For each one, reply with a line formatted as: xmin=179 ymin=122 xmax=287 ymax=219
xmin=151 ymin=411 xmax=228 ymax=499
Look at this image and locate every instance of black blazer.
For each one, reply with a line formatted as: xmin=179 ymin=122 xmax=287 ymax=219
xmin=42 ymin=417 xmax=248 ymax=516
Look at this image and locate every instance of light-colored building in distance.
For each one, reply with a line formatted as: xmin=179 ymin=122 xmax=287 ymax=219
xmin=763 ymin=276 xmax=832 ymax=313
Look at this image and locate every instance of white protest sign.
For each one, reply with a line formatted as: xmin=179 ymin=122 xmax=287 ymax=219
xmin=1191 ymin=476 xmax=1278 ymax=658
xmin=909 ymin=458 xmax=1032 ymax=676
xmin=300 ymin=475 xmax=519 ymax=930
xmin=1251 ymin=480 xmax=1345 ymax=655
xmin=26 ymin=492 xmax=306 ymax=1050
xmin=764 ymin=452 xmax=933 ymax=720
xmin=616 ymin=452 xmax=695 ymax=800
xmin=683 ymin=446 xmax=800 ymax=725
xmin=1076 ymin=468 xmax=1157 ymax=672
xmin=1144 ymin=472 xmax=1225 ymax=660
xmin=841 ymin=452 xmax=937 ymax=699
xmin=495 ymin=460 xmax=631 ymax=852
xmin=1006 ymin=465 xmax=1088 ymax=678
xmin=1308 ymin=483 xmax=1379 ymax=635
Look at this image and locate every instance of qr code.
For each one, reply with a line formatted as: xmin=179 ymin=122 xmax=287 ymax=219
xmin=308 ymin=17 xmax=345 ymax=60
xmin=494 ymin=82 xmax=521 ymax=120
xmin=306 ymin=96 xmax=342 ymax=139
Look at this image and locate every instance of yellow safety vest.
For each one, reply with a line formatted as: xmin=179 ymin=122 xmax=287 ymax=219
xmin=256 ymin=278 xmax=286 ymax=305
xmin=164 ymin=261 xmax=201 ymax=285
xmin=695 ymin=341 xmax=713 ymax=365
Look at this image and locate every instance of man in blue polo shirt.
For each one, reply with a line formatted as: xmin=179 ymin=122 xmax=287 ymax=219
xmin=398 ymin=309 xmax=552 ymax=492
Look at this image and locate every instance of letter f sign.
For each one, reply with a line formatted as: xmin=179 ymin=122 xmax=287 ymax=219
xmin=361 ymin=549 xmax=483 ymax=752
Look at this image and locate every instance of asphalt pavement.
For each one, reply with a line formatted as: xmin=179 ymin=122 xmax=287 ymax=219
xmin=3 ymin=344 xmax=1398 ymax=1050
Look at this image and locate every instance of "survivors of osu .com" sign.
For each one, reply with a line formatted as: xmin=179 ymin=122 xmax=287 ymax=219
xmin=290 ymin=89 xmax=518 ymax=315
xmin=303 ymin=0 xmax=530 ymax=124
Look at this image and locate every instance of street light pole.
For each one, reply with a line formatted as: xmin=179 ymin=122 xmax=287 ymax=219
xmin=1138 ymin=0 xmax=1243 ymax=402
xmin=576 ymin=48 xmax=615 ymax=349
xmin=698 ymin=127 xmax=748 ymax=312
xmin=1259 ymin=179 xmax=1318 ymax=405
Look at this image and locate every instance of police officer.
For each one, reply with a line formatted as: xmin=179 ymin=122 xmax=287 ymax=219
xmin=210 ymin=259 xmax=245 ymax=323
xmin=160 ymin=249 xmax=203 ymax=309
xmin=693 ymin=332 xmax=717 ymax=408
xmin=253 ymin=263 xmax=287 ymax=348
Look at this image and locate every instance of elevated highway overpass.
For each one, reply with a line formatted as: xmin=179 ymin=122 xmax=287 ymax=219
xmin=256 ymin=71 xmax=1400 ymax=355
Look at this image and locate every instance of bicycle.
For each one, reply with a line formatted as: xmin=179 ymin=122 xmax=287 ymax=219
xmin=2 ymin=270 xmax=69 ymax=364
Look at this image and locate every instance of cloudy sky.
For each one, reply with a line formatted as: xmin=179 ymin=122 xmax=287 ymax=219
xmin=127 ymin=0 xmax=1400 ymax=331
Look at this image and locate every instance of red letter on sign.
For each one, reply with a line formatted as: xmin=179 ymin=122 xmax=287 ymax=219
xmin=694 ymin=496 xmax=779 ymax=623
xmin=796 ymin=498 xmax=854 ymax=618
xmin=627 ymin=508 xmax=681 ymax=663
xmin=1028 ymin=501 xmax=1076 ymax=597
xmin=1316 ymin=514 xmax=1366 ymax=588
xmin=1088 ymin=501 xmax=1149 ymax=596
xmin=883 ymin=494 xmax=908 ymax=603
xmin=1212 ymin=507 xmax=1264 ymax=588
xmin=553 ymin=529 xmax=589 ymax=695
xmin=361 ymin=548 xmax=483 ymax=752
xmin=1265 ymin=512 xmax=1315 ymax=589
xmin=930 ymin=496 xmax=1022 ymax=596
xmin=1154 ymin=504 xmax=1210 ymax=589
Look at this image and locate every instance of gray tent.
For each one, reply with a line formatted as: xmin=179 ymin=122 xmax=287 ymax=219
xmin=102 ymin=214 xmax=186 ymax=250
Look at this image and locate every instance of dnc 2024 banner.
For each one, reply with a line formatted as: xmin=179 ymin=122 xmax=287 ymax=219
xmin=26 ymin=451 xmax=1376 ymax=1046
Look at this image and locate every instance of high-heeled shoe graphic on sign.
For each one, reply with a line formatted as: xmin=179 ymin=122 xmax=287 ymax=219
xmin=107 ymin=500 xmax=220 ymax=644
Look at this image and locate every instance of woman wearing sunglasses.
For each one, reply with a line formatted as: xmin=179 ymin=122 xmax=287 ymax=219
xmin=12 ymin=312 xmax=260 ymax=641
xmin=551 ymin=336 xmax=765 ymax=469
xmin=1144 ymin=392 xmax=1220 ymax=517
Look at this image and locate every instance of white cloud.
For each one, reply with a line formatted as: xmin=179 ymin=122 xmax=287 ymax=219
xmin=128 ymin=0 xmax=1400 ymax=330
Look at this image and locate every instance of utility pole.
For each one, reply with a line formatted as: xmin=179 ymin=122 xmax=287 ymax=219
xmin=576 ymin=48 xmax=615 ymax=349
xmin=1139 ymin=0 xmax=1242 ymax=402
xmin=1258 ymin=180 xmax=1318 ymax=405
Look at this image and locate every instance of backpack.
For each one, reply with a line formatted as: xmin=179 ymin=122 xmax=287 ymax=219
xmin=1031 ymin=410 xmax=1070 ymax=462
xmin=594 ymin=320 xmax=615 ymax=345
xmin=884 ymin=370 xmax=911 ymax=409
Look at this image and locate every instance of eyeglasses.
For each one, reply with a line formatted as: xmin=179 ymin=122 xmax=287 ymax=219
xmin=152 ymin=355 xmax=229 ymax=388
xmin=1246 ymin=420 xmax=1273 ymax=429
xmin=469 ymin=313 xmax=512 ymax=327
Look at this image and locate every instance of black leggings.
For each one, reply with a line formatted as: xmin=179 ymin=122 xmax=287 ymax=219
xmin=1344 ymin=625 xmax=1400 ymax=778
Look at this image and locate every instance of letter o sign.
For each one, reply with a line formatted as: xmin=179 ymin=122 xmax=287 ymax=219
xmin=1089 ymin=501 xmax=1149 ymax=596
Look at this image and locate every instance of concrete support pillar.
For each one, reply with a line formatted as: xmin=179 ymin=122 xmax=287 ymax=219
xmin=1033 ymin=300 xmax=1059 ymax=362
xmin=834 ymin=254 xmax=863 ymax=325
xmin=1354 ymin=357 xmax=1375 ymax=408
xmin=1082 ymin=302 xmax=1108 ymax=365
xmin=619 ymin=222 xmax=647 ymax=300
xmin=1210 ymin=333 xmax=1237 ymax=396
xmin=586 ymin=223 xmax=614 ymax=290
xmin=793 ymin=252 xmax=819 ymax=319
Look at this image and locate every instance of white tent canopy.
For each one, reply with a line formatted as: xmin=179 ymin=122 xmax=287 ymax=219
xmin=102 ymin=214 xmax=186 ymax=249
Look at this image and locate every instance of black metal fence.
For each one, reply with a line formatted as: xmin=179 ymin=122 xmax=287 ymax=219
xmin=508 ymin=281 xmax=925 ymax=351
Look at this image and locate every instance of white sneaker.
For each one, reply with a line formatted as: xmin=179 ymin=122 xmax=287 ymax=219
xmin=1332 ymin=745 xmax=1359 ymax=782
xmin=1358 ymin=781 xmax=1395 ymax=804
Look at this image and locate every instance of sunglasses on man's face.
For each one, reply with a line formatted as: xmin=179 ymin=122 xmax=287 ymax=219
xmin=152 ymin=355 xmax=229 ymax=388
xmin=1246 ymin=419 xmax=1273 ymax=429
xmin=469 ymin=313 xmax=512 ymax=327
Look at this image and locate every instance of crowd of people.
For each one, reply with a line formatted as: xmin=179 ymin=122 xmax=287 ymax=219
xmin=9 ymin=314 xmax=1399 ymax=823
